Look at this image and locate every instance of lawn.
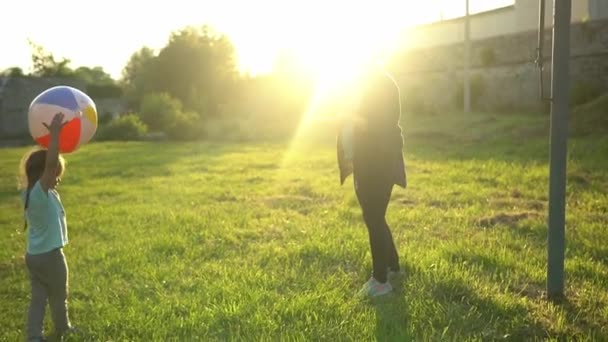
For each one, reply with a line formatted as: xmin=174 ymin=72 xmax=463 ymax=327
xmin=1 ymin=111 xmax=607 ymax=341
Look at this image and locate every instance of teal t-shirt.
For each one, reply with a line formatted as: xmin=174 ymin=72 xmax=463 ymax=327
xmin=22 ymin=180 xmax=68 ymax=255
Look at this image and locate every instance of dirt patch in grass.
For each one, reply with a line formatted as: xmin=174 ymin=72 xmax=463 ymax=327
xmin=568 ymin=171 xmax=592 ymax=188
xmin=511 ymin=189 xmax=524 ymax=198
xmin=262 ymin=195 xmax=323 ymax=215
xmin=507 ymin=281 xmax=545 ymax=299
xmin=263 ymin=195 xmax=313 ymax=205
xmin=428 ymin=200 xmax=447 ymax=208
xmin=478 ymin=212 xmax=540 ymax=228
xmin=212 ymin=193 xmax=239 ymax=202
xmin=397 ymin=198 xmax=417 ymax=206
xmin=487 ymin=198 xmax=546 ymax=211
xmin=487 ymin=189 xmax=546 ymax=211
xmin=246 ymin=176 xmax=264 ymax=184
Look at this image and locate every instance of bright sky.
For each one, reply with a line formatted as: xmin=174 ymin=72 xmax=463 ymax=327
xmin=0 ymin=0 xmax=514 ymax=79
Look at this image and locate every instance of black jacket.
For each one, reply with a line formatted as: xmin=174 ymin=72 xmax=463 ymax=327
xmin=337 ymin=68 xmax=406 ymax=188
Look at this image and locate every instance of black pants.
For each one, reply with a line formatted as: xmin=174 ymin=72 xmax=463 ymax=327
xmin=354 ymin=175 xmax=400 ymax=283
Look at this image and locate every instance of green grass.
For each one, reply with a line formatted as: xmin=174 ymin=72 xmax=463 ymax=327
xmin=1 ymin=111 xmax=607 ymax=341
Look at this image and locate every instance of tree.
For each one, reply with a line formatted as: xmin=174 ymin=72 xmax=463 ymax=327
xmin=74 ymin=66 xmax=115 ymax=85
xmin=148 ymin=25 xmax=238 ymax=115
xmin=121 ymin=47 xmax=157 ymax=109
xmin=2 ymin=67 xmax=24 ymax=77
xmin=139 ymin=92 xmax=184 ymax=131
xmin=28 ymin=40 xmax=73 ymax=78
xmin=73 ymin=66 xmax=122 ymax=98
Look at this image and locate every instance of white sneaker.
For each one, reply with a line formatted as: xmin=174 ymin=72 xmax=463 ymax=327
xmin=358 ymin=277 xmax=393 ymax=297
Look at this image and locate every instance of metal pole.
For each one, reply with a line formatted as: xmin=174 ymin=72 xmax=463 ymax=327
xmin=536 ymin=0 xmax=547 ymax=100
xmin=547 ymin=0 xmax=571 ymax=301
xmin=464 ymin=0 xmax=471 ymax=113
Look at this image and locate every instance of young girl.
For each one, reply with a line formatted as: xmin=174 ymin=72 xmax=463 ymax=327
xmin=20 ymin=112 xmax=74 ymax=341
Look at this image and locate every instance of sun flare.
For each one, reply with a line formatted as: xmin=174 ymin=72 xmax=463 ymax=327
xmin=279 ymin=2 xmax=406 ymax=158
xmin=284 ymin=3 xmax=404 ymax=97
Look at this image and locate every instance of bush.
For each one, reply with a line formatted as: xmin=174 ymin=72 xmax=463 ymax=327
xmin=165 ymin=110 xmax=204 ymax=141
xmin=5 ymin=67 xmax=24 ymax=77
xmin=138 ymin=92 xmax=208 ymax=140
xmin=97 ymin=112 xmax=114 ymax=126
xmin=139 ymin=93 xmax=183 ymax=132
xmin=97 ymin=114 xmax=148 ymax=141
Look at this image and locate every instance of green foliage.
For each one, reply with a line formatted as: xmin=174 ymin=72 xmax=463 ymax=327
xmin=152 ymin=25 xmax=238 ymax=114
xmin=28 ymin=40 xmax=74 ymax=78
xmin=96 ymin=114 xmax=148 ymax=141
xmin=119 ymin=28 xmax=233 ymax=113
xmin=73 ymin=66 xmax=115 ymax=85
xmin=138 ymin=93 xmax=205 ymax=140
xmin=165 ymin=110 xmax=204 ymax=141
xmin=26 ymin=41 xmax=118 ymax=96
xmin=139 ymin=92 xmax=184 ymax=132
xmin=121 ymin=47 xmax=157 ymax=108
xmin=120 ymin=26 xmax=239 ymax=116
xmin=86 ymin=84 xmax=123 ymax=98
xmin=3 ymin=67 xmax=24 ymax=77
xmin=119 ymin=25 xmax=313 ymax=140
xmin=97 ymin=112 xmax=114 ymax=126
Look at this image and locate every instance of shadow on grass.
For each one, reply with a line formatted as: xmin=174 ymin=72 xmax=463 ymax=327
xmin=548 ymin=296 xmax=608 ymax=338
xmin=505 ymin=221 xmax=608 ymax=278
xmin=371 ymin=265 xmax=549 ymax=340
xmin=371 ymin=263 xmax=417 ymax=341
xmin=430 ymin=277 xmax=546 ymax=340
xmin=70 ymin=142 xmax=244 ymax=182
xmin=0 ymin=142 xmax=245 ymax=202
xmin=444 ymin=247 xmax=608 ymax=338
xmin=373 ymin=289 xmax=412 ymax=341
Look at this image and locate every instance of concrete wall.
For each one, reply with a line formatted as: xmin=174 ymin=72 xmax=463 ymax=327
xmin=405 ymin=0 xmax=599 ymax=50
xmin=393 ymin=18 xmax=608 ymax=113
xmin=590 ymin=0 xmax=608 ymax=20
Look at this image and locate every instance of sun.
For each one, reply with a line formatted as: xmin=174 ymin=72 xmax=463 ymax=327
xmin=277 ymin=2 xmax=405 ymax=145
xmin=284 ymin=5 xmax=403 ymax=98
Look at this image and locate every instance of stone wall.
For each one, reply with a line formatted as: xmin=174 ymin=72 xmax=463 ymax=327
xmin=393 ymin=18 xmax=608 ymax=113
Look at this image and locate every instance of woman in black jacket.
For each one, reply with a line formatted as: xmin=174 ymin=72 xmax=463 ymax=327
xmin=338 ymin=66 xmax=406 ymax=297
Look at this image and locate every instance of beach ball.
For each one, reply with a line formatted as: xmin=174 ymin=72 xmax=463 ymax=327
xmin=28 ymin=86 xmax=97 ymax=153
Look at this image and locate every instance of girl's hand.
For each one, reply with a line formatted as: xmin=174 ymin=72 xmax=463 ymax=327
xmin=40 ymin=113 xmax=66 ymax=192
xmin=42 ymin=112 xmax=67 ymax=136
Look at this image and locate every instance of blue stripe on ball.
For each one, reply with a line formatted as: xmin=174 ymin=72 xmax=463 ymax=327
xmin=34 ymin=86 xmax=79 ymax=111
